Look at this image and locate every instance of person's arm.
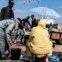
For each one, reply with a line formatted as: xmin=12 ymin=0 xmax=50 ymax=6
xmin=1 ymin=8 xmax=5 ymax=20
xmin=12 ymin=10 xmax=14 ymax=19
xmin=35 ymin=19 xmax=37 ymax=26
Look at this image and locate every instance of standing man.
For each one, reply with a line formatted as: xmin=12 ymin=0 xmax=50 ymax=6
xmin=31 ymin=15 xmax=37 ymax=28
xmin=0 ymin=0 xmax=14 ymax=20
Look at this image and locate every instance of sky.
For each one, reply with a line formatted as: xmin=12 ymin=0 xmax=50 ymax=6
xmin=0 ymin=0 xmax=62 ymax=24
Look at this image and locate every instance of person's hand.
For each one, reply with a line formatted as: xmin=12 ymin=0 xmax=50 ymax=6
xmin=45 ymin=55 xmax=49 ymax=62
xmin=9 ymin=41 xmax=13 ymax=46
xmin=12 ymin=40 xmax=16 ymax=44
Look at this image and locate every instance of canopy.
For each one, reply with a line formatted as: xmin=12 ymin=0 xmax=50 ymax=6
xmin=30 ymin=7 xmax=60 ymax=18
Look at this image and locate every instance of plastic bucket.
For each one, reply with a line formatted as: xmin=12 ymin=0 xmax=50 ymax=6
xmin=11 ymin=48 xmax=21 ymax=60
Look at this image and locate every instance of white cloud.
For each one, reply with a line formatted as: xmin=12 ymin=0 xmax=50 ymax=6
xmin=59 ymin=7 xmax=62 ymax=9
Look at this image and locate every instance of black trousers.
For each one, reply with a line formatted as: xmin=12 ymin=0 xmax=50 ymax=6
xmin=0 ymin=51 xmax=2 ymax=59
xmin=34 ymin=56 xmax=46 ymax=62
xmin=24 ymin=35 xmax=29 ymax=45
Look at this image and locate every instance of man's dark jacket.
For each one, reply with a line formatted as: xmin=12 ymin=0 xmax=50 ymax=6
xmin=32 ymin=19 xmax=37 ymax=28
xmin=0 ymin=6 xmax=14 ymax=20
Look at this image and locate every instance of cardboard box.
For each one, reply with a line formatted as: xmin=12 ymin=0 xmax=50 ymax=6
xmin=51 ymin=32 xmax=60 ymax=40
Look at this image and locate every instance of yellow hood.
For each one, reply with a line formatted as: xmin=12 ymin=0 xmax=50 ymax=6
xmin=38 ymin=19 xmax=46 ymax=28
xmin=26 ymin=19 xmax=52 ymax=57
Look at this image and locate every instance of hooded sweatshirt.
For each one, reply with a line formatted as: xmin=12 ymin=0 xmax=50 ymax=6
xmin=26 ymin=19 xmax=52 ymax=57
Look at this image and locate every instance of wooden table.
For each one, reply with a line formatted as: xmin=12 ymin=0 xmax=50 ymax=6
xmin=53 ymin=45 xmax=62 ymax=56
xmin=53 ymin=45 xmax=62 ymax=53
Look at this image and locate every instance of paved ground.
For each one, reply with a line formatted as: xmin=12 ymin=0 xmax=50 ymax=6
xmin=0 ymin=60 xmax=24 ymax=62
xmin=0 ymin=60 xmax=19 ymax=62
xmin=0 ymin=45 xmax=61 ymax=62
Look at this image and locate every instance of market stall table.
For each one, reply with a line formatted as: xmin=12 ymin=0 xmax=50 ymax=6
xmin=53 ymin=45 xmax=62 ymax=56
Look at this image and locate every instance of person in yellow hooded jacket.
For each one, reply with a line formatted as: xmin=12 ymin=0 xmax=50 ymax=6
xmin=26 ymin=19 xmax=53 ymax=62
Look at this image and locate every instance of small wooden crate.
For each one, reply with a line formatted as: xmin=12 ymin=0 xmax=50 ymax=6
xmin=50 ymin=32 xmax=60 ymax=40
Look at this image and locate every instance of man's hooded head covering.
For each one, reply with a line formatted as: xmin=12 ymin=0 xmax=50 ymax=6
xmin=8 ymin=0 xmax=14 ymax=8
xmin=8 ymin=0 xmax=14 ymax=5
xmin=38 ymin=19 xmax=46 ymax=28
